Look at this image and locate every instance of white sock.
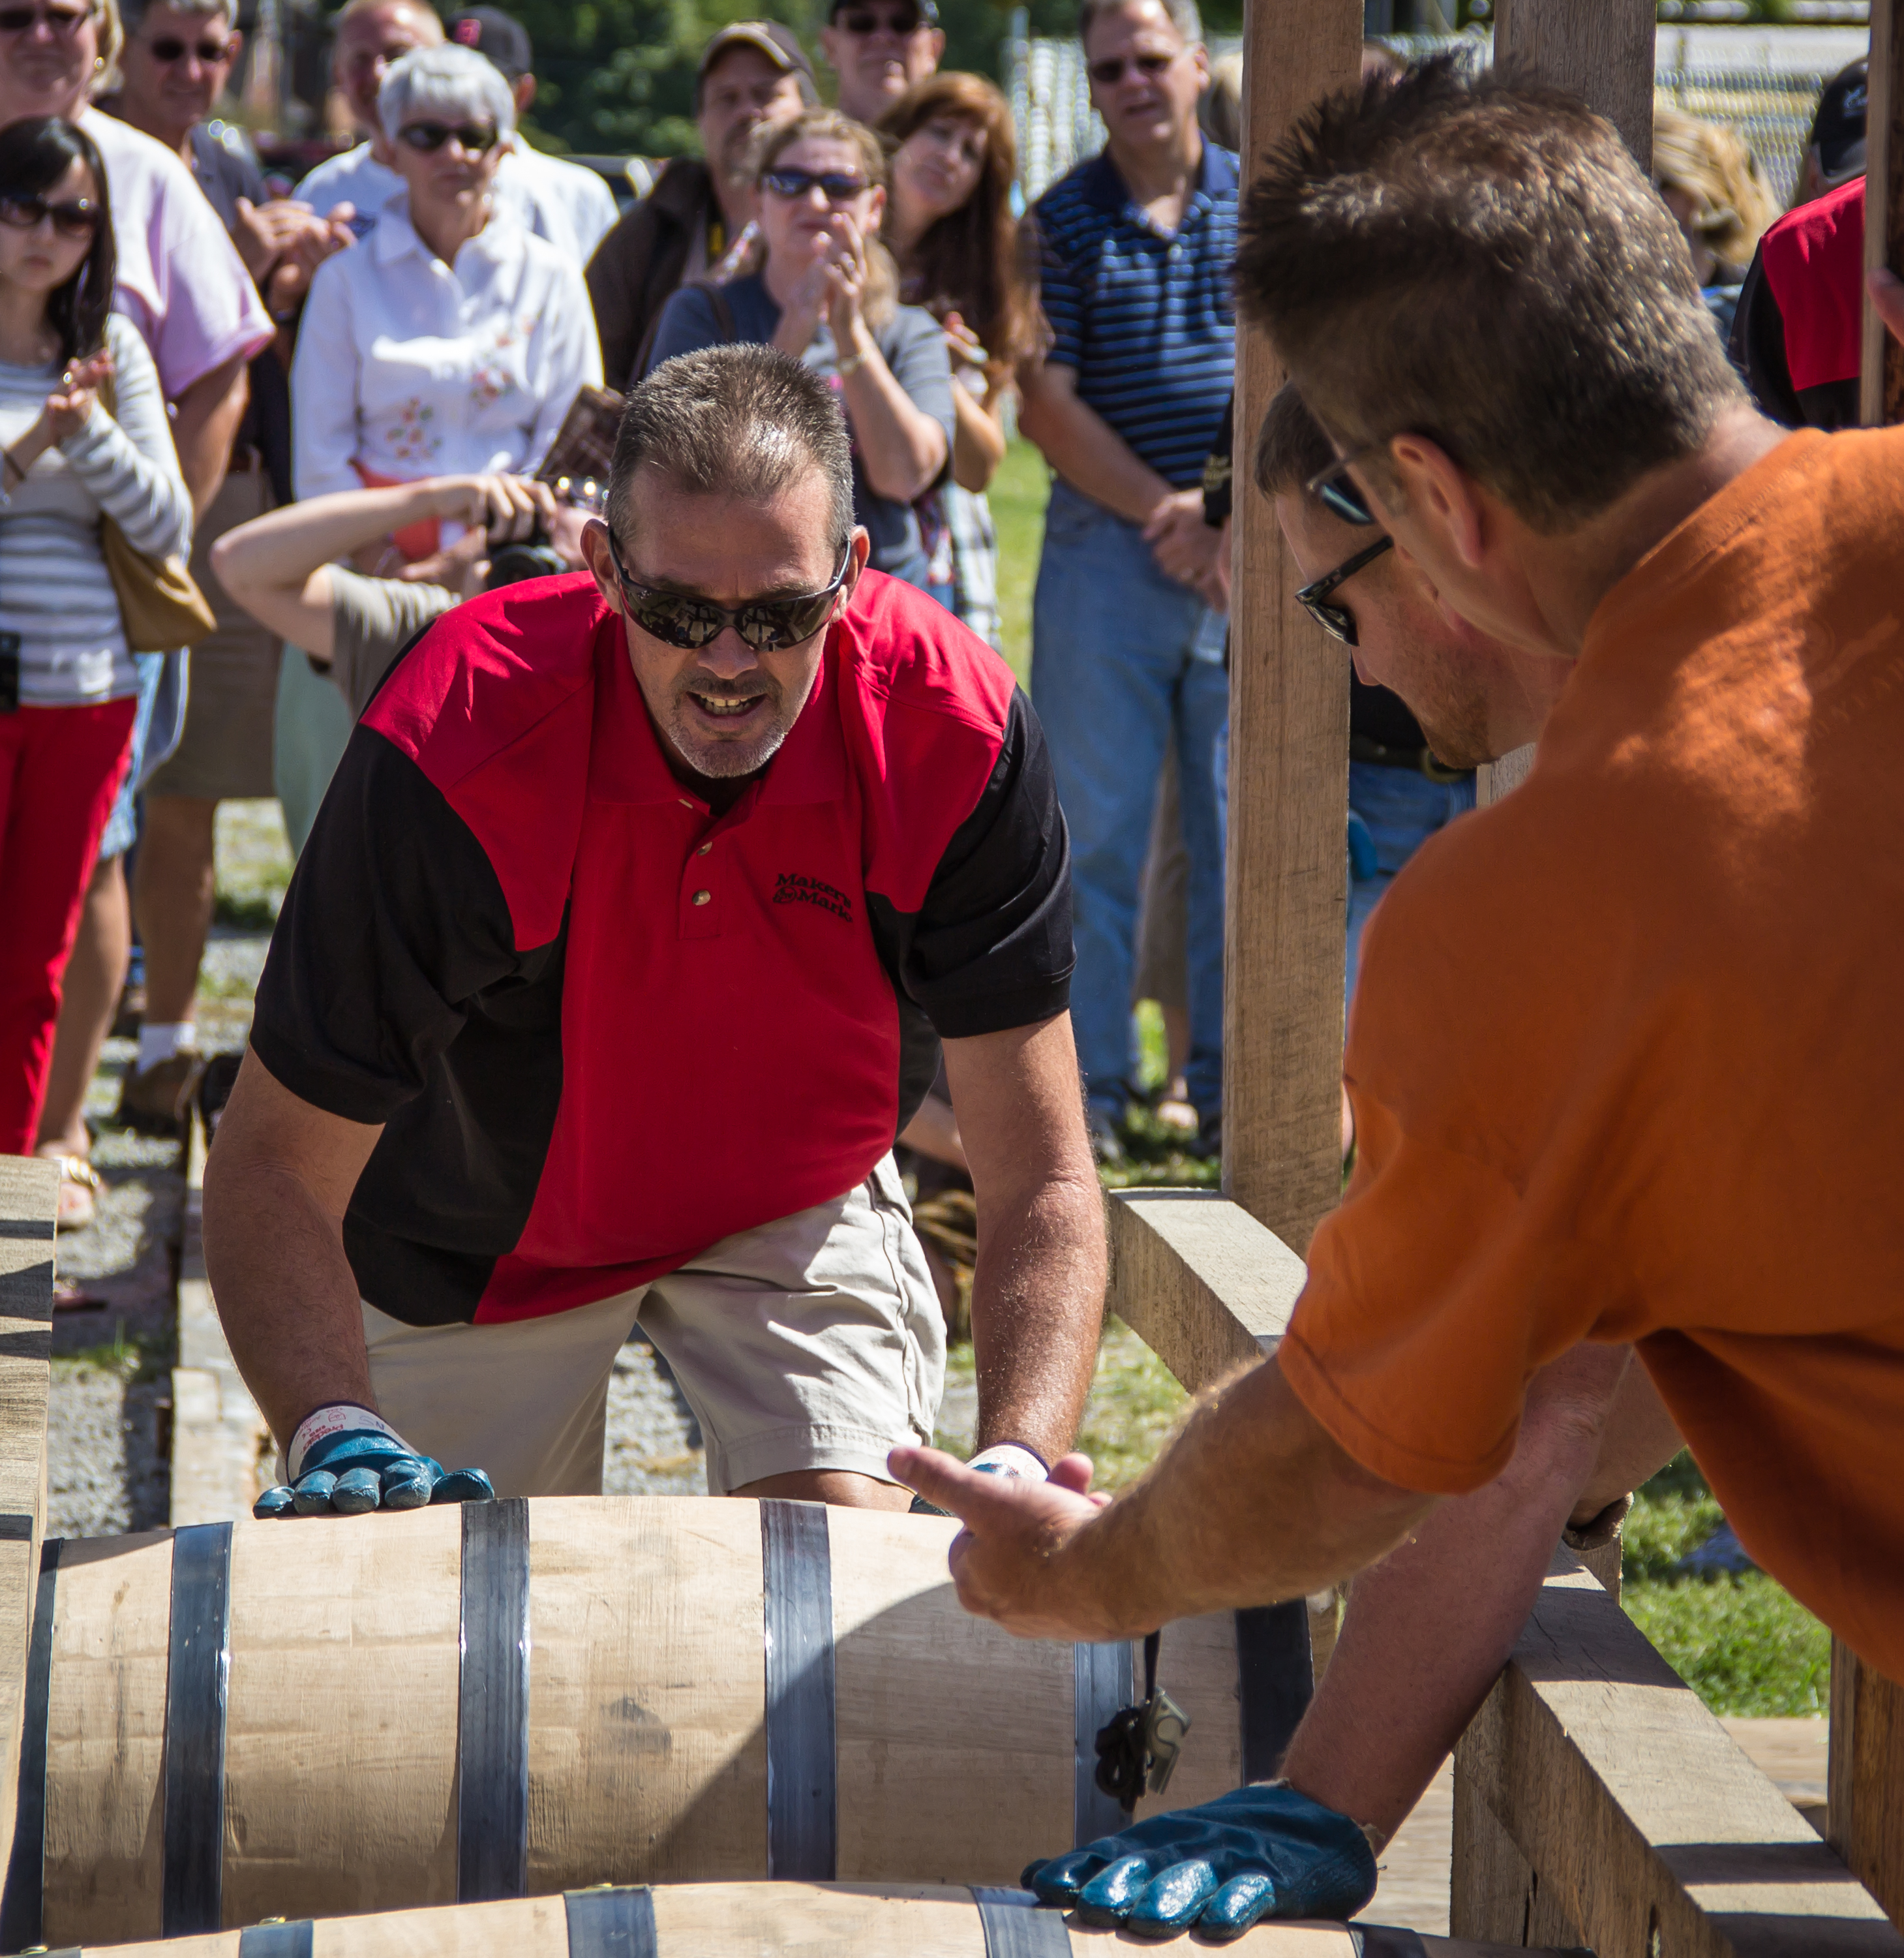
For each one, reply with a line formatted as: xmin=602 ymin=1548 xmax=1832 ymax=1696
xmin=138 ymin=1022 xmax=198 ymax=1072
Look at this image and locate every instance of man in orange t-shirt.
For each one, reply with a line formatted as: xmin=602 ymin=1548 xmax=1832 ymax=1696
xmin=889 ymin=58 xmax=1904 ymax=1941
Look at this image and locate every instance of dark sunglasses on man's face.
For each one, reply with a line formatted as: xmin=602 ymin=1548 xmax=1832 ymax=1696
xmin=0 ymin=192 xmax=102 ymax=238
xmin=607 ymin=530 xmax=849 ymax=652
xmin=147 ymin=31 xmax=234 ymax=60
xmin=397 ymin=121 xmax=500 ymax=154
xmin=838 ymin=9 xmax=925 ymax=33
xmin=761 ymin=167 xmax=868 ymax=204
xmin=1087 ymin=50 xmax=1179 ymax=86
xmin=0 ymin=2 xmax=91 ymax=31
xmin=1297 ymin=534 xmax=1393 ymax=647
xmin=1301 ymin=448 xmax=1381 ymax=526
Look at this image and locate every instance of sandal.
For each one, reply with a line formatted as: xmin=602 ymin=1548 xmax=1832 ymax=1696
xmin=49 ymin=1154 xmax=102 ymax=1233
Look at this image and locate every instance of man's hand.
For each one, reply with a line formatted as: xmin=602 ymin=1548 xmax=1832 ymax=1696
xmin=1020 ymin=1784 xmax=1378 ymax=1938
xmin=254 ymin=1403 xmax=494 ymax=1518
xmin=889 ymin=1445 xmax=1123 ymax=1638
xmin=1870 ymin=266 xmax=1904 ymax=348
xmin=1141 ymin=488 xmax=1223 ymax=589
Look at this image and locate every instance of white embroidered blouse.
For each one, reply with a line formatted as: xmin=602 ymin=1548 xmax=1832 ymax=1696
xmin=290 ymin=198 xmax=603 ymax=500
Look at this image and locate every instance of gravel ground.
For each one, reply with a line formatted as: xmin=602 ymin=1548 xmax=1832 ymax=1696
xmin=47 ymin=1039 xmax=180 ymax=1539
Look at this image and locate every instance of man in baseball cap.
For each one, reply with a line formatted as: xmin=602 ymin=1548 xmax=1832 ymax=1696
xmin=819 ymin=0 xmax=941 ymax=127
xmin=449 ymin=7 xmax=618 ymax=259
xmin=586 ymin=20 xmax=816 ymax=387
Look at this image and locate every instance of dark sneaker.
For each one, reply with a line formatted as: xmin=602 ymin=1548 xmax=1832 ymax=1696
xmin=198 ymin=1050 xmax=243 ymax=1137
xmin=114 ymin=1052 xmax=205 ymax=1137
xmin=1086 ymin=1107 xmax=1127 ymax=1167
xmin=1189 ymin=1108 xmax=1222 ymax=1161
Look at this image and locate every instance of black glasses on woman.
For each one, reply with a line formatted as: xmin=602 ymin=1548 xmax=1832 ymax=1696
xmin=605 ymin=530 xmax=850 ymax=652
xmin=0 ymin=191 xmax=101 ymax=237
xmin=1297 ymin=535 xmax=1393 ymax=647
xmin=761 ymin=168 xmax=869 ymax=204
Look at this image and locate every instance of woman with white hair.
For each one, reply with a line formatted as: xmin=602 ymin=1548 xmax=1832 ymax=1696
xmin=291 ymin=42 xmax=600 ymax=526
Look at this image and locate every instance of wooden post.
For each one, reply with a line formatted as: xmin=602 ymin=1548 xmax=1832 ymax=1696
xmin=1223 ymin=0 xmax=1361 ymax=1253
xmin=1452 ymin=5 xmax=1657 ymax=1939
xmin=1832 ymin=4 xmax=1904 ymax=1926
xmin=1861 ymin=0 xmax=1903 ymax=427
xmin=1473 ymin=0 xmax=1655 ymax=812
xmin=0 ymin=1158 xmax=55 ymax=1948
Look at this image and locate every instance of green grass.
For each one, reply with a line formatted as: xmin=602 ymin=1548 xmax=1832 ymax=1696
xmin=988 ymin=438 xmax=1050 ymax=689
xmin=1620 ymin=1451 xmax=1830 ymax=1716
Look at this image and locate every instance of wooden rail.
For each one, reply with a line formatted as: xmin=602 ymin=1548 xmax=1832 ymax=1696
xmin=1106 ymin=1187 xmax=1904 ymax=1957
xmin=0 ymin=1158 xmax=56 ymax=1929
xmin=1833 ymin=0 xmax=1904 ymax=1923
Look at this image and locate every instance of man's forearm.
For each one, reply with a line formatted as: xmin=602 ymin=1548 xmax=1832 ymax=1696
xmin=1018 ymin=369 xmax=1172 ymax=525
xmin=215 ymin=480 xmax=455 ymax=590
xmin=203 ymin=1157 xmax=379 ymax=1442
xmin=202 ymin=1052 xmax=383 ymax=1446
xmin=1280 ymin=1344 xmax=1681 ymax=1841
xmin=1049 ymin=1358 xmax=1434 ymax=1638
xmin=171 ymin=356 xmax=250 ymax=519
xmin=969 ymin=1170 xmax=1104 ymax=1462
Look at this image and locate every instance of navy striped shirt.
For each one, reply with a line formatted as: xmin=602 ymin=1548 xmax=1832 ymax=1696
xmin=1032 ymin=142 xmax=1237 ymax=489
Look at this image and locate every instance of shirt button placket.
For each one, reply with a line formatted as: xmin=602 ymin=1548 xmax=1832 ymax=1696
xmin=682 ymin=833 xmax=723 ymax=939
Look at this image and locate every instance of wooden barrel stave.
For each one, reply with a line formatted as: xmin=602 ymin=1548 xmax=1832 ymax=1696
xmin=31 ymin=1499 xmax=1275 ymax=1944
xmin=16 ymin=1884 xmax=1590 ymax=1957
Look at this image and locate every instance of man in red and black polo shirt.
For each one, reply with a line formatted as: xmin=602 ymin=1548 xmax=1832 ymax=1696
xmin=203 ymin=344 xmax=1104 ymax=1516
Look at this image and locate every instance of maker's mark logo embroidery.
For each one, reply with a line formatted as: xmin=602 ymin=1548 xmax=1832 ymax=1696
xmin=774 ymin=871 xmax=853 ymax=922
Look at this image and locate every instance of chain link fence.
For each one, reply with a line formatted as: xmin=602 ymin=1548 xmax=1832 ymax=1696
xmin=1004 ymin=20 xmax=1842 ymax=212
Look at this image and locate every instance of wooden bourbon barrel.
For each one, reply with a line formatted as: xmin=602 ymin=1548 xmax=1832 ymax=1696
xmin=13 ymin=1881 xmax=1588 ymax=1958
xmin=10 ymin=1498 xmax=1316 ymax=1946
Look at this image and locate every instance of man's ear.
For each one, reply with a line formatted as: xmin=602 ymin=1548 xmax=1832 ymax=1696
xmin=1382 ymin=433 xmax=1488 ymax=574
xmin=579 ymin=518 xmax=625 ymax=616
xmin=515 ymin=73 xmax=536 ymax=115
xmin=836 ymin=526 xmax=873 ymax=608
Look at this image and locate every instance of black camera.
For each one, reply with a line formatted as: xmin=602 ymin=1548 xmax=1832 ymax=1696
xmin=483 ymin=523 xmax=568 ymax=591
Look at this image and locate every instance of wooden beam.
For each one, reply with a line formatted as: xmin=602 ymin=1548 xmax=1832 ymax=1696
xmin=1104 ymin=1189 xmax=1307 ymax=1392
xmin=1831 ymin=1645 xmax=1904 ymax=1933
xmin=1475 ymin=0 xmax=1655 ymax=812
xmin=1823 ymin=3 xmax=1904 ymax=1931
xmin=0 ymin=1157 xmax=55 ymax=1936
xmin=1223 ymin=0 xmax=1361 ymax=1253
xmin=1862 ymin=0 xmax=1903 ymax=427
xmin=1453 ymin=1550 xmax=1903 ymax=1958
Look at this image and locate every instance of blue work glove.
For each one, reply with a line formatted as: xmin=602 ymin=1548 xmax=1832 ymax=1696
xmin=1021 ymin=1784 xmax=1378 ymax=1941
xmin=254 ymin=1403 xmax=494 ymax=1518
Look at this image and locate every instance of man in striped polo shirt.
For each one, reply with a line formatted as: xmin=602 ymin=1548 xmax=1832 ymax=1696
xmin=1020 ymin=0 xmax=1236 ymax=1162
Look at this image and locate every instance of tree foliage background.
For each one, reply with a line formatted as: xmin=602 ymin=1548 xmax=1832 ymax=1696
xmin=457 ymin=0 xmax=1239 ymax=156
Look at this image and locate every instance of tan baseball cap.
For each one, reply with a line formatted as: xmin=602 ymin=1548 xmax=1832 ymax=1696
xmin=696 ymin=20 xmax=816 ymax=98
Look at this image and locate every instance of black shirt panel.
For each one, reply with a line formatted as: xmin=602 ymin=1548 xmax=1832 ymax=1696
xmin=868 ymin=686 xmax=1074 ymax=1131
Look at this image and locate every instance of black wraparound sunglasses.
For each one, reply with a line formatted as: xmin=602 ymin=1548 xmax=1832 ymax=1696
xmin=397 ymin=120 xmax=500 ymax=153
xmin=606 ymin=529 xmax=849 ymax=651
xmin=1297 ymin=534 xmax=1393 ymax=647
xmin=1302 ymin=450 xmax=1380 ymax=527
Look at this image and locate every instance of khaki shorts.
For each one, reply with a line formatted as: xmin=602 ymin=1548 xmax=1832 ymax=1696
xmin=355 ymin=1154 xmax=946 ymax=1499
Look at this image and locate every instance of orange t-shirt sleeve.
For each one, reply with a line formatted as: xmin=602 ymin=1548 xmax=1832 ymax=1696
xmin=1284 ymin=1091 xmax=1620 ymax=1494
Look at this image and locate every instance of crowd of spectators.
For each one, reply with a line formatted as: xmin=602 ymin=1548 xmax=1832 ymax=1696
xmin=0 ymin=0 xmax=1892 ymax=1268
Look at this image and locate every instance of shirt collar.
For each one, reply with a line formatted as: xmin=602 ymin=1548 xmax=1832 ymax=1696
xmin=589 ymin=616 xmax=847 ymax=810
xmin=1088 ymin=138 xmax=1237 ymax=234
xmin=372 ymin=196 xmax=519 ymax=270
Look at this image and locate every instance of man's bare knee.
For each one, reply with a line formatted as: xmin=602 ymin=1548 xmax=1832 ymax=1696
xmin=728 ymin=1469 xmax=913 ymax=1510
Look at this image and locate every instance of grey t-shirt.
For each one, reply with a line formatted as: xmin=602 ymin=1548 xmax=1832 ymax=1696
xmin=644 ymin=273 xmax=955 ymax=585
xmin=323 ymin=568 xmax=458 ymax=715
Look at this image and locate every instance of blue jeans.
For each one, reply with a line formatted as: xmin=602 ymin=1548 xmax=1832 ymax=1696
xmin=1346 ymin=760 xmax=1476 ymax=998
xmin=1032 ymin=480 xmax=1229 ymax=1118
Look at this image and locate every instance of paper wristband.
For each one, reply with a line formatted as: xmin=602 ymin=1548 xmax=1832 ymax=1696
xmin=288 ymin=1403 xmax=410 ymax=1480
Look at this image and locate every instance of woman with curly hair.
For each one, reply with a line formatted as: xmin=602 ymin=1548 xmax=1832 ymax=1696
xmin=880 ymin=72 xmax=1033 ymax=645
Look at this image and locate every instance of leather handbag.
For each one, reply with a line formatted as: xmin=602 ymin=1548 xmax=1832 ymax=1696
xmin=97 ymin=370 xmax=217 ymax=651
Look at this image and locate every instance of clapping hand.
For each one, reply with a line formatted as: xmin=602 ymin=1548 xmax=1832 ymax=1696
xmin=235 ymin=197 xmax=354 ymax=316
xmin=942 ymin=309 xmax=990 ymax=375
xmin=822 ymin=209 xmax=873 ymax=350
xmin=42 ymin=348 xmax=113 ymax=440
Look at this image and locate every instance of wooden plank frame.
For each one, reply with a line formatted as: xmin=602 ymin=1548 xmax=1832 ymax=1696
xmin=1832 ymin=11 xmax=1904 ymax=1924
xmin=0 ymin=1158 xmax=55 ymax=1904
